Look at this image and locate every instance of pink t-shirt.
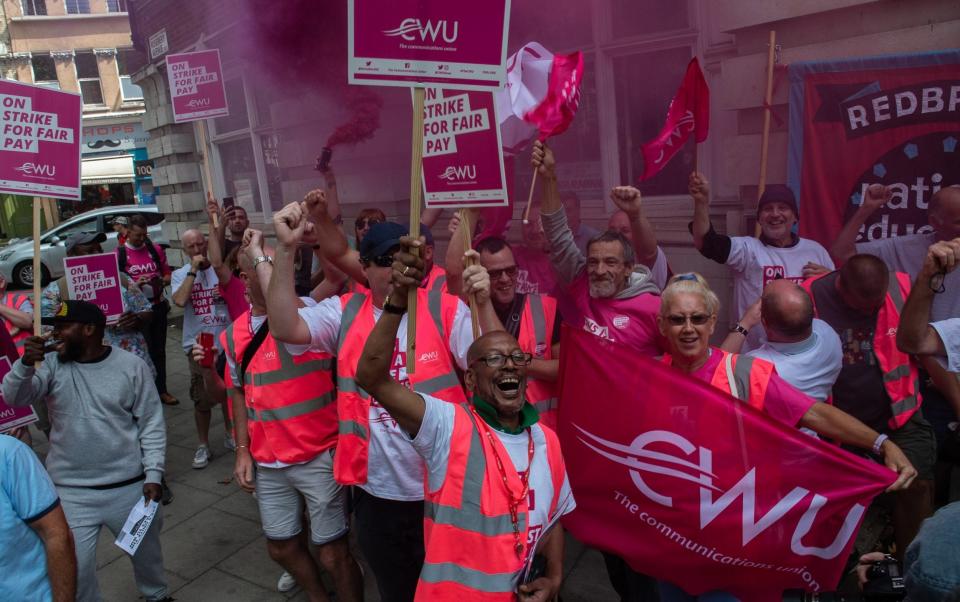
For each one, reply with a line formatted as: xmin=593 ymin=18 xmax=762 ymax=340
xmin=565 ymin=271 xmax=666 ymax=357
xmin=513 ymin=246 xmax=560 ymax=299
xmin=689 ymin=348 xmax=816 ymax=427
xmin=219 ymin=276 xmax=249 ymax=321
xmin=118 ymin=242 xmax=170 ymax=302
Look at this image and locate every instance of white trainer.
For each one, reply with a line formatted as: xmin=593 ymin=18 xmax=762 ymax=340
xmin=192 ymin=445 xmax=211 ymax=469
xmin=277 ymin=570 xmax=297 ymax=592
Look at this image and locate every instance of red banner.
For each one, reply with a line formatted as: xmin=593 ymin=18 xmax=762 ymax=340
xmin=639 ymin=57 xmax=709 ymax=181
xmin=557 ymin=328 xmax=892 ymax=601
xmin=788 ymin=51 xmax=960 ymax=245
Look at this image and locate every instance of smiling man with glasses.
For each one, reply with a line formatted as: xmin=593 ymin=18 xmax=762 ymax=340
xmin=354 ymin=238 xmax=574 ymax=602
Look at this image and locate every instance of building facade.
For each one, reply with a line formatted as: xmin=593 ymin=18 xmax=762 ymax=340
xmin=123 ymin=0 xmax=959 ymax=281
xmin=0 ymin=0 xmax=153 ymax=237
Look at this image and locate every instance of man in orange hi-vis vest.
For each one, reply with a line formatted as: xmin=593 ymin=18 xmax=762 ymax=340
xmin=802 ymin=254 xmax=937 ymax=557
xmin=355 ymin=235 xmax=575 ymax=602
xmin=266 ymin=193 xmax=498 ymax=602
xmin=0 ymin=273 xmax=34 ymax=354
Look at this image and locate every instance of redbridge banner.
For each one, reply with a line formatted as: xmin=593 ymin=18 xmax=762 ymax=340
xmin=787 ymin=51 xmax=960 ymax=246
xmin=348 ymin=0 xmax=510 ymax=90
xmin=558 ymin=328 xmax=892 ymax=601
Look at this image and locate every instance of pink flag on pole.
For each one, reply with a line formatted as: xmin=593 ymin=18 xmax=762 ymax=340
xmin=638 ymin=57 xmax=709 ymax=181
xmin=558 ymin=327 xmax=892 ymax=601
xmin=523 ymin=49 xmax=584 ymax=141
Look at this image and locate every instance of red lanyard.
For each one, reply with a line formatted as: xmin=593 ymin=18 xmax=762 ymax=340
xmin=482 ymin=424 xmax=535 ymax=558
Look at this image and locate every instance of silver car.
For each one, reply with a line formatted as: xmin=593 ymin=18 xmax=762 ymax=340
xmin=0 ymin=205 xmax=167 ymax=288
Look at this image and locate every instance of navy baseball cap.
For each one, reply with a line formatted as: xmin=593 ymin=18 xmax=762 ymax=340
xmin=358 ymin=221 xmax=407 ymax=260
xmin=41 ymin=300 xmax=107 ymax=328
xmin=65 ymin=231 xmax=107 ymax=254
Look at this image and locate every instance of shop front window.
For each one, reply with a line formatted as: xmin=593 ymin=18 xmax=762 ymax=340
xmin=213 ymin=78 xmax=249 ymax=134
xmin=217 ymin=137 xmax=263 ymax=214
xmin=613 ymin=46 xmax=695 ymax=196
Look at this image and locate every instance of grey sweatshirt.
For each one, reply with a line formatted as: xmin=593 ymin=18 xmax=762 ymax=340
xmin=2 ymin=347 xmax=166 ymax=486
xmin=541 ymin=207 xmax=660 ymax=298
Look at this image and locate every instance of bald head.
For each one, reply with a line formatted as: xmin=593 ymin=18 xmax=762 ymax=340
xmin=181 ymin=228 xmax=204 ymax=245
xmin=929 ymin=186 xmax=960 ymax=241
xmin=761 ymin=280 xmax=814 ymax=341
xmin=181 ymin=228 xmax=208 ymax=262
xmin=467 ymin=331 xmax=521 ymax=365
xmin=838 ymin=254 xmax=889 ymax=314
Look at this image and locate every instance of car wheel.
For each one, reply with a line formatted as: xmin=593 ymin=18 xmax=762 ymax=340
xmin=12 ymin=260 xmax=51 ymax=288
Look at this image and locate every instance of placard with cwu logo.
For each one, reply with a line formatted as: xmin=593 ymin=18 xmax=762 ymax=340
xmin=0 ymin=79 xmax=82 ymax=201
xmin=420 ymin=88 xmax=507 ymax=209
xmin=348 ymin=0 xmax=511 ymax=90
xmin=0 ymin=356 xmax=38 ymax=433
xmin=166 ymin=49 xmax=229 ymax=123
xmin=64 ymin=252 xmax=125 ymax=325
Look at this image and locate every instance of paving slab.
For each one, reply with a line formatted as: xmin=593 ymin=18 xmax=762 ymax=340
xmin=159 ymin=508 xmax=261 ymax=580
xmin=159 ymin=482 xmax=222 ymax=534
xmin=213 ymin=488 xmax=262 ymax=523
xmin=170 ymin=568 xmax=285 ymax=601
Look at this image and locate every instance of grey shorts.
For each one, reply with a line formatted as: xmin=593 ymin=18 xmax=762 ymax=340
xmin=255 ymin=448 xmax=348 ymax=545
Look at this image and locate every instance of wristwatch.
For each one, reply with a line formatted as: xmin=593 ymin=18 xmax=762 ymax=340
xmin=252 ymin=255 xmax=273 ymax=269
xmin=729 ymin=323 xmax=749 ymax=337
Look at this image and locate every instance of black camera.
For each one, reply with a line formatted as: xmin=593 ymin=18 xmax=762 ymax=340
xmin=782 ymin=557 xmax=905 ymax=601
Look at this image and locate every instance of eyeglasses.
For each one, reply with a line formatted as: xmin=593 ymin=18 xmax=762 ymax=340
xmin=471 ymin=351 xmax=533 ymax=368
xmin=356 ymin=218 xmax=382 ymax=230
xmin=488 ymin=265 xmax=519 ymax=280
xmin=665 ymin=313 xmax=712 ymax=326
xmin=364 ymin=255 xmax=394 ymax=268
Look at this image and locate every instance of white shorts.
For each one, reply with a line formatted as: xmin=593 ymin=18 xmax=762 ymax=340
xmin=254 ymin=449 xmax=348 ymax=545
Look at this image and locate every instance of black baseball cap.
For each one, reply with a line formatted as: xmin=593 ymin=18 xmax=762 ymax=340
xmin=65 ymin=231 xmax=106 ymax=254
xmin=41 ymin=300 xmax=107 ymax=328
xmin=756 ymin=185 xmax=799 ymax=218
xmin=358 ymin=221 xmax=407 ymax=260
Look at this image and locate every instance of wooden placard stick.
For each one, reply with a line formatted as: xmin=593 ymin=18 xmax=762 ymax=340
xmin=32 ymin=198 xmax=42 ymax=337
xmin=459 ymin=209 xmax=480 ymax=338
xmin=196 ymin=119 xmax=219 ymax=229
xmin=406 ymin=87 xmax=426 ymax=374
xmin=755 ymin=29 xmax=777 ymax=237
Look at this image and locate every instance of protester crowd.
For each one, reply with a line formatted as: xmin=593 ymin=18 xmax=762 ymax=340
xmin=1 ymin=140 xmax=958 ymax=602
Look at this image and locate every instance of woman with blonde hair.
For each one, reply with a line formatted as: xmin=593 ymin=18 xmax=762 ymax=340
xmin=654 ymin=273 xmax=917 ymax=601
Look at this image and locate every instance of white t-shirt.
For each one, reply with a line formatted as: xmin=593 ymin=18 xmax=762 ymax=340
xmin=726 ymin=236 xmax=834 ymax=351
xmin=226 ymin=299 xmax=317 ymax=470
xmin=412 ymin=394 xmax=575 ymax=577
xmin=286 ymin=295 xmax=475 ymax=501
xmin=857 ymin=232 xmax=959 ymax=323
xmin=650 ymin=246 xmax=669 ymax=291
xmin=171 ymin=264 xmax=230 ymax=352
xmin=930 ymin=318 xmax=960 ymax=373
xmin=747 ymin=319 xmax=842 ymax=402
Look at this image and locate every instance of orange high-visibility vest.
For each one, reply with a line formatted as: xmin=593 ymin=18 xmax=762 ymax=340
xmin=516 ymin=294 xmax=559 ymax=429
xmin=663 ymin=348 xmax=774 ymax=410
xmin=223 ymin=311 xmax=337 ymax=465
xmin=802 ymin=272 xmax=920 ymax=429
xmin=335 ymin=288 xmax=466 ymax=485
xmin=417 ymin=404 xmax=566 ymax=600
xmin=2 ymin=293 xmax=30 ymax=354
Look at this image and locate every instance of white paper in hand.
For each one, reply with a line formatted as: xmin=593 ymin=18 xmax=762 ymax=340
xmin=114 ymin=499 xmax=159 ymax=556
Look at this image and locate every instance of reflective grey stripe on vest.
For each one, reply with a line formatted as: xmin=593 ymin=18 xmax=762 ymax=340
xmin=423 ymin=406 xmax=521 ymax=538
xmin=247 ymin=391 xmax=334 ymax=422
xmin=413 ymin=372 xmax=461 ymax=396
xmin=339 ymin=419 xmax=368 ymax=440
xmin=337 ymin=293 xmax=368 ymax=354
xmin=418 ymin=562 xmax=516 ymax=593
xmin=887 ymin=275 xmax=905 ymax=313
xmin=427 ymin=287 xmax=446 ymax=340
xmin=224 ymin=323 xmax=236 ymax=362
xmin=889 ymin=387 xmax=920 ymax=419
xmin=527 ymin=294 xmax=547 ymax=351
xmin=883 ymin=364 xmax=912 ymax=383
xmin=337 ymin=375 xmax=370 ymax=399
xmin=430 ymin=273 xmax=447 ymax=294
xmin=532 ymin=397 xmax=558 ymax=414
xmin=730 ymin=354 xmax=754 ymax=403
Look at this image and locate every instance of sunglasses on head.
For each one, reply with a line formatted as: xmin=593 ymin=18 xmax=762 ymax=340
xmin=356 ymin=218 xmax=383 ymax=230
xmin=666 ymin=313 xmax=712 ymax=326
xmin=488 ymin=265 xmax=519 ymax=280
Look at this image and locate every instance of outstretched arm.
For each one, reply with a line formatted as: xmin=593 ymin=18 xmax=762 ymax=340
xmin=302 ymin=189 xmax=367 ymax=284
xmin=443 ymin=209 xmax=479 ymax=297
xmin=356 ymin=236 xmax=428 ymax=435
xmin=831 ymin=184 xmax=891 ymax=263
xmin=610 ymin=186 xmax=658 ymax=266
xmin=533 ymin=141 xmax=585 ymax=284
xmin=897 ymin=238 xmax=960 ymax=355
xmin=205 ymin=192 xmax=232 ymax=286
xmin=30 ymin=506 xmax=76 ymax=602
xmin=689 ymin=172 xmax=712 ymax=250
xmin=265 ymin=203 xmax=313 ymax=344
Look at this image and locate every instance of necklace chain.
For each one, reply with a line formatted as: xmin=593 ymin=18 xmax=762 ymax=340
xmin=482 ymin=424 xmax=535 ymax=558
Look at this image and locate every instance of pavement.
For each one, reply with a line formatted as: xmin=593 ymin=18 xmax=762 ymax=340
xmin=26 ymin=312 xmax=621 ymax=601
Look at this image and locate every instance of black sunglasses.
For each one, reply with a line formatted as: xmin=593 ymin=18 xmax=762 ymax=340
xmin=363 ymin=255 xmax=394 ymax=268
xmin=666 ymin=313 xmax=712 ymax=326
xmin=488 ymin=265 xmax=519 ymax=280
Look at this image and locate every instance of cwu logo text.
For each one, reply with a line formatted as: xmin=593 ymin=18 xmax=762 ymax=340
xmin=574 ymin=424 xmax=865 ymax=560
xmin=383 ymin=18 xmax=459 ymax=44
xmin=438 ymin=165 xmax=476 ymax=182
xmin=14 ymin=162 xmax=56 ymax=178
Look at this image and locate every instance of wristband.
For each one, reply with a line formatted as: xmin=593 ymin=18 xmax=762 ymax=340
xmin=186 ymin=271 xmax=197 ymax=278
xmin=729 ymin=323 xmax=749 ymax=337
xmin=252 ymin=255 xmax=273 ymax=269
xmin=872 ymin=433 xmax=889 ymax=455
xmin=383 ymin=302 xmax=407 ymax=315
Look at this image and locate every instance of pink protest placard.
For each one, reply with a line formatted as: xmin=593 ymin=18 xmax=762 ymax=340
xmin=64 ymin=253 xmax=125 ymax=324
xmin=348 ymin=0 xmax=511 ymax=90
xmin=0 ymin=357 xmax=38 ymax=433
xmin=0 ymin=79 xmax=82 ymax=201
xmin=420 ymin=88 xmax=508 ymax=208
xmin=166 ymin=49 xmax=229 ymax=123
